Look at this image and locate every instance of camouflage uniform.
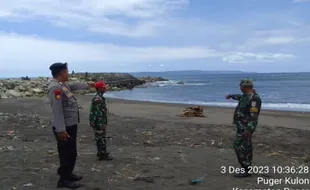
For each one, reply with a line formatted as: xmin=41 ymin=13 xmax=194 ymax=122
xmin=89 ymin=92 xmax=109 ymax=157
xmin=229 ymin=80 xmax=262 ymax=174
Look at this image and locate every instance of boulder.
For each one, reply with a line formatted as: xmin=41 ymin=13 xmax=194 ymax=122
xmin=0 ymin=92 xmax=8 ymax=99
xmin=6 ymin=90 xmax=22 ymax=98
xmin=18 ymin=86 xmax=28 ymax=92
xmin=3 ymin=81 xmax=15 ymax=89
xmin=32 ymin=88 xmax=44 ymax=94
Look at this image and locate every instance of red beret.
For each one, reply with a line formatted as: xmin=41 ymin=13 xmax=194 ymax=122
xmin=95 ymin=81 xmax=108 ymax=89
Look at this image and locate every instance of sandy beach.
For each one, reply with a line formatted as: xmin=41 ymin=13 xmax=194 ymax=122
xmin=1 ymin=95 xmax=310 ymax=190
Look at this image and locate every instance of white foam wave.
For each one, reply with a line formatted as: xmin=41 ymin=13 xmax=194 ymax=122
xmin=146 ymin=80 xmax=211 ymax=87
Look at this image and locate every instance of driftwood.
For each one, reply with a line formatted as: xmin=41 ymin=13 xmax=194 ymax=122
xmin=177 ymin=106 xmax=205 ymax=117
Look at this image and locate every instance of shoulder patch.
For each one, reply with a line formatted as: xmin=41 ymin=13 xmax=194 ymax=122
xmin=251 ymin=101 xmax=256 ymax=107
xmin=54 ymin=89 xmax=61 ymax=100
xmin=250 ymin=100 xmax=259 ymax=112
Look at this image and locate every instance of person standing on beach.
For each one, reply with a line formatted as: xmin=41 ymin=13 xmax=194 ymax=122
xmin=225 ymin=79 xmax=262 ymax=177
xmin=89 ymin=81 xmax=114 ymax=161
xmin=47 ymin=62 xmax=95 ymax=189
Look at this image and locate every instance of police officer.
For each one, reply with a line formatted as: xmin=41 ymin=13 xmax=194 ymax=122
xmin=47 ymin=62 xmax=95 ymax=189
xmin=226 ymin=79 xmax=262 ymax=177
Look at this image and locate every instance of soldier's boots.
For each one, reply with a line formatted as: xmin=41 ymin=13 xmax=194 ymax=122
xmin=57 ymin=180 xmax=81 ymax=189
xmin=234 ymin=168 xmax=251 ymax=178
xmin=98 ymin=152 xmax=113 ymax=161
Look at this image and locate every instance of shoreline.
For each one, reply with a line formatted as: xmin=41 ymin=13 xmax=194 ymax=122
xmin=95 ymin=94 xmax=310 ymax=113
xmin=74 ymin=95 xmax=310 ymax=131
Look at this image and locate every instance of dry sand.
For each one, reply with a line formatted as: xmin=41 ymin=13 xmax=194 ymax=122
xmin=0 ymin=95 xmax=310 ymax=190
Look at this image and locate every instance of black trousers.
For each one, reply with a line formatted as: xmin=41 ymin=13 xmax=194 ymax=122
xmin=53 ymin=125 xmax=78 ymax=180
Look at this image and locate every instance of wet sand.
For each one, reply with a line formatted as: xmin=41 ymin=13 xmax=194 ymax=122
xmin=0 ymin=95 xmax=310 ymax=190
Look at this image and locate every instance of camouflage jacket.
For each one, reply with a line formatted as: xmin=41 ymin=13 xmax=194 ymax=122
xmin=230 ymin=93 xmax=262 ymax=133
xmin=89 ymin=92 xmax=108 ymax=129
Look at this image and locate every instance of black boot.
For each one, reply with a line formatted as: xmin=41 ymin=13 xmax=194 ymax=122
xmin=98 ymin=146 xmax=113 ymax=161
xmin=233 ymin=167 xmax=251 ymax=178
xmin=70 ymin=174 xmax=83 ymax=181
xmin=57 ymin=180 xmax=81 ymax=189
xmin=98 ymin=153 xmax=113 ymax=161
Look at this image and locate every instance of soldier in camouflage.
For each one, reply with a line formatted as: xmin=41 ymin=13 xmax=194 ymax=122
xmin=226 ymin=79 xmax=262 ymax=177
xmin=89 ymin=81 xmax=113 ymax=161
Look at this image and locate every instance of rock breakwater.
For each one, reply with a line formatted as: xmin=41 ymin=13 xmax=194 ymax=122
xmin=0 ymin=73 xmax=168 ymax=99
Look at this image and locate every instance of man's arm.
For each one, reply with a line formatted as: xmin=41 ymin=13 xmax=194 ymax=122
xmin=67 ymin=82 xmax=90 ymax=92
xmin=245 ymin=96 xmax=262 ymax=133
xmin=227 ymin=94 xmax=242 ymax=100
xmin=90 ymin=98 xmax=99 ymax=127
xmin=48 ymin=87 xmax=66 ymax=132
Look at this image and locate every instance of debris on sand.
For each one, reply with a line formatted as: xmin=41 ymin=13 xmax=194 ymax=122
xmin=22 ymin=183 xmax=34 ymax=187
xmin=91 ymin=168 xmax=102 ymax=172
xmin=177 ymin=106 xmax=205 ymax=117
xmin=189 ymin=176 xmax=204 ymax=185
xmin=133 ymin=176 xmax=155 ymax=183
xmin=0 ymin=145 xmax=15 ymax=151
xmin=267 ymin=151 xmax=283 ymax=157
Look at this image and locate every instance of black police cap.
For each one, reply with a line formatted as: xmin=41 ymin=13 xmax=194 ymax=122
xmin=49 ymin=62 xmax=68 ymax=71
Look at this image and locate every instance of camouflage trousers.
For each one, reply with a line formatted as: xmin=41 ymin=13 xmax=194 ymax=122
xmin=94 ymin=131 xmax=107 ymax=156
xmin=233 ymin=129 xmax=253 ymax=170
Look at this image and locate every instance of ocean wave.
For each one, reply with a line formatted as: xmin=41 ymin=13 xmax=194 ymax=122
xmin=145 ymin=80 xmax=211 ymax=87
xmin=102 ymin=94 xmax=310 ymax=112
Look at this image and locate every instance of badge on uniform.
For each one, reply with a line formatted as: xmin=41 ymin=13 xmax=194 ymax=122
xmin=93 ymin=97 xmax=102 ymax=105
xmin=62 ymin=86 xmax=69 ymax=92
xmin=54 ymin=89 xmax=61 ymax=100
xmin=250 ymin=101 xmax=258 ymax=113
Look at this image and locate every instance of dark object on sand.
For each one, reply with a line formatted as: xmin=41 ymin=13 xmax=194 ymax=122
xmin=189 ymin=176 xmax=204 ymax=185
xmin=177 ymin=106 xmax=205 ymax=117
xmin=133 ymin=176 xmax=155 ymax=183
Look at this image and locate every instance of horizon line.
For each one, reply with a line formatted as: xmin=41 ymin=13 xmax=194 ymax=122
xmin=1 ymin=70 xmax=310 ymax=79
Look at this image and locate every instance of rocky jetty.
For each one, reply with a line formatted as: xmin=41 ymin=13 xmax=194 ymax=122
xmin=0 ymin=73 xmax=168 ymax=99
xmin=137 ymin=76 xmax=168 ymax=83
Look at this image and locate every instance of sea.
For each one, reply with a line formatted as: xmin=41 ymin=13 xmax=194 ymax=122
xmin=103 ymin=71 xmax=310 ymax=112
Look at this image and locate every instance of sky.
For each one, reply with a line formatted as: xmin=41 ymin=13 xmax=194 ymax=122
xmin=0 ymin=0 xmax=309 ymax=77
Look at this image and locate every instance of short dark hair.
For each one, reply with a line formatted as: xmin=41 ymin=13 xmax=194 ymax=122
xmin=51 ymin=70 xmax=60 ymax=78
xmin=49 ymin=62 xmax=68 ymax=78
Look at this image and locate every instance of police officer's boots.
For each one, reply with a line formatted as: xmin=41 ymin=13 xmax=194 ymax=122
xmin=57 ymin=180 xmax=81 ymax=189
xmin=98 ymin=152 xmax=113 ymax=161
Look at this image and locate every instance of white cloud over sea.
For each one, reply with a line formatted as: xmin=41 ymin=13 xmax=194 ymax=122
xmin=0 ymin=0 xmax=309 ymax=76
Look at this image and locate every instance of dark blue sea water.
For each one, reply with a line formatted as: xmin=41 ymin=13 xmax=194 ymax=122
xmin=103 ymin=71 xmax=310 ymax=112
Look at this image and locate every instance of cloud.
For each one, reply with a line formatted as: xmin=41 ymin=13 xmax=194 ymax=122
xmin=237 ymin=25 xmax=310 ymax=50
xmin=293 ymin=0 xmax=310 ymax=3
xmin=263 ymin=36 xmax=310 ymax=45
xmin=223 ymin=52 xmax=295 ymax=63
xmin=0 ymin=32 xmax=295 ymax=72
xmin=0 ymin=0 xmax=189 ymax=37
xmin=241 ymin=36 xmax=310 ymax=49
xmin=0 ymin=1 xmax=305 ymax=74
